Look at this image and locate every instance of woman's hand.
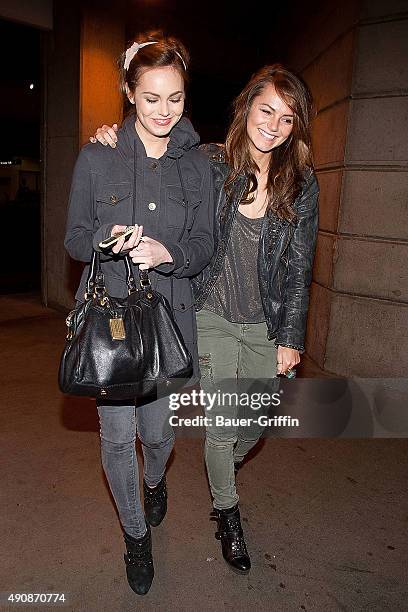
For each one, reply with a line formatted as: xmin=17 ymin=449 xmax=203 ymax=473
xmin=90 ymin=124 xmax=118 ymax=148
xmin=129 ymin=236 xmax=173 ymax=270
xmin=111 ymin=224 xmax=143 ymax=254
xmin=276 ymin=346 xmax=300 ymax=376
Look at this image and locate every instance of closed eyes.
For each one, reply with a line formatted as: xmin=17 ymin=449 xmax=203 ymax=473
xmin=146 ymin=98 xmax=183 ymax=104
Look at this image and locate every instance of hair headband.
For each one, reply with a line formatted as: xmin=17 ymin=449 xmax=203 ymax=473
xmin=124 ymin=41 xmax=187 ymax=72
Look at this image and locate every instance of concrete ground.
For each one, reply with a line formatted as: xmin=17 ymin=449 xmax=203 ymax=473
xmin=1 ymin=294 xmax=407 ymax=612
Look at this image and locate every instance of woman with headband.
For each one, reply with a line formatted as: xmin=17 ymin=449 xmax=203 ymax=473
xmin=65 ymin=32 xmax=214 ymax=595
xmin=93 ymin=65 xmax=318 ymax=575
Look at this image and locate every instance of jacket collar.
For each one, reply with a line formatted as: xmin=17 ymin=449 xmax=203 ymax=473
xmin=117 ymin=114 xmax=200 ymax=164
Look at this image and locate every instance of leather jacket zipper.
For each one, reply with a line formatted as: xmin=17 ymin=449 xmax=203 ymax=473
xmin=276 ymin=226 xmax=293 ymax=296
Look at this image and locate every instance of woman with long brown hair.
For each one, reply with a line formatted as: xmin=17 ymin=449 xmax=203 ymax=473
xmin=93 ymin=63 xmax=319 ymax=576
xmin=192 ymin=65 xmax=318 ymax=574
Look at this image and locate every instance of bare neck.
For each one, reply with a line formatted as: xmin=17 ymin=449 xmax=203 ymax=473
xmin=135 ymin=121 xmax=169 ymax=159
xmin=250 ymin=145 xmax=271 ymax=177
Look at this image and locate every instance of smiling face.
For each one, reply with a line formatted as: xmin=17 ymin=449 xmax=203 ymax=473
xmin=246 ymin=83 xmax=294 ymax=157
xmin=128 ymin=65 xmax=185 ymax=141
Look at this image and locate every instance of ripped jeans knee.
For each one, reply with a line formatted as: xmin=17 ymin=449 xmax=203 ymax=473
xmin=199 ymin=352 xmax=214 ymax=387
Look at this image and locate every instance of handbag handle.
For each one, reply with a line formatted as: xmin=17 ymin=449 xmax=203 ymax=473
xmin=85 ymin=251 xmax=138 ymax=299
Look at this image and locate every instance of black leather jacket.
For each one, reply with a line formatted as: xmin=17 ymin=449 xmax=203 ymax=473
xmin=191 ymin=145 xmax=319 ymax=352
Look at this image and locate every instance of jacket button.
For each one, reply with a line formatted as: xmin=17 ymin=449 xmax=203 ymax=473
xmin=151 ymin=161 xmax=158 ymax=170
xmin=180 ymin=303 xmax=186 ymax=310
xmin=110 ymin=194 xmax=118 ymax=204
xmin=148 ymin=202 xmax=156 ymax=211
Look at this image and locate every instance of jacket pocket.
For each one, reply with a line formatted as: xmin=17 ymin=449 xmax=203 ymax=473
xmin=96 ymin=183 xmax=132 ymax=206
xmin=95 ymin=182 xmax=132 ymax=225
xmin=96 ymin=182 xmax=131 ymax=205
xmin=166 ymin=186 xmax=201 ymax=230
xmin=171 ymin=277 xmax=195 ymax=313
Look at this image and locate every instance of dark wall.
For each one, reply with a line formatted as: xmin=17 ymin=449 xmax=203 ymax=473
xmin=0 ymin=19 xmax=41 ymax=158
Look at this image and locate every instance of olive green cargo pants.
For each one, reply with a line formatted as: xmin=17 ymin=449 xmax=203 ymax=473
xmin=197 ymin=308 xmax=278 ymax=509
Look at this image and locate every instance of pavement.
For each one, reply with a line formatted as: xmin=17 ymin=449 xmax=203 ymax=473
xmin=1 ymin=294 xmax=407 ymax=612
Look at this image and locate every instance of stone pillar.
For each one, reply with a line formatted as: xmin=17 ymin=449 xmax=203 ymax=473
xmin=43 ymin=1 xmax=81 ymax=310
xmin=43 ymin=0 xmax=125 ymax=310
xmin=287 ymin=0 xmax=408 ymax=376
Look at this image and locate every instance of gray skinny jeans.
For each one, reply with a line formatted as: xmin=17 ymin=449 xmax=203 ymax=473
xmin=97 ymin=396 xmax=174 ymax=538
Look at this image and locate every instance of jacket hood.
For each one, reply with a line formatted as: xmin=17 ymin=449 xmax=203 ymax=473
xmin=119 ymin=114 xmax=200 ymax=161
xmin=166 ymin=116 xmax=200 ymax=157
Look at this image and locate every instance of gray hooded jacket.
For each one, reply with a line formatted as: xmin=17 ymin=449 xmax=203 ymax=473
xmin=64 ymin=114 xmax=214 ymax=378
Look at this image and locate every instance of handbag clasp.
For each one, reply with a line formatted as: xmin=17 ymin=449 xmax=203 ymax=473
xmin=139 ymin=269 xmax=152 ymax=290
xmin=65 ymin=310 xmax=75 ymax=341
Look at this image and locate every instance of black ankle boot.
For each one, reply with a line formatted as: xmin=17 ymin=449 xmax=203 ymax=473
xmin=123 ymin=524 xmax=154 ymax=595
xmin=211 ymin=504 xmax=251 ymax=574
xmin=143 ymin=475 xmax=167 ymax=527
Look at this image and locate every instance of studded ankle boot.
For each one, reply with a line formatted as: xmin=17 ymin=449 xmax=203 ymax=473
xmin=123 ymin=524 xmax=154 ymax=595
xmin=143 ymin=475 xmax=167 ymax=527
xmin=211 ymin=504 xmax=251 ymax=574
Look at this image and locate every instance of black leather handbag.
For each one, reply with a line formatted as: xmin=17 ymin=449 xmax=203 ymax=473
xmin=58 ymin=251 xmax=193 ymax=400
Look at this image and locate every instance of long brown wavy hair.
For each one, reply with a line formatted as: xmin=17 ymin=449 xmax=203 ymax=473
xmin=225 ymin=64 xmax=314 ymax=222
